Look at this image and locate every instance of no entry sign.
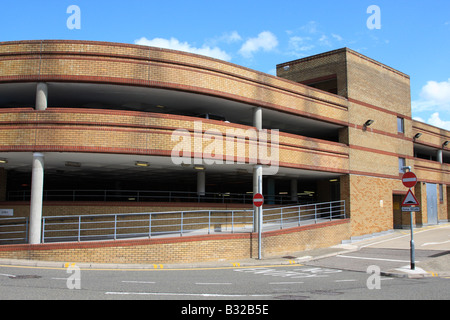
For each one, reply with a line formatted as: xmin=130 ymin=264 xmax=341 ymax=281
xmin=253 ymin=193 xmax=264 ymax=207
xmin=402 ymin=172 xmax=417 ymax=188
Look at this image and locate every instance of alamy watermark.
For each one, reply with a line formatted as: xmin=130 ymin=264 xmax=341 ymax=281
xmin=67 ymin=5 xmax=81 ymax=30
xmin=367 ymin=5 xmax=381 ymax=30
xmin=66 ymin=263 xmax=81 ymax=290
xmin=171 ymin=121 xmax=280 ymax=175
xmin=366 ymin=265 xmax=381 ymax=290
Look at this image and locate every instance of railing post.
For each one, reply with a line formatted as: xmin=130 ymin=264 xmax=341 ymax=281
xmin=280 ymin=207 xmax=283 ymax=229
xmin=330 ymin=201 xmax=333 ymax=220
xmin=208 ymin=211 xmax=211 ymax=234
xmin=41 ymin=217 xmax=45 ymax=243
xmin=25 ymin=217 xmax=29 ymax=243
xmin=298 ymin=206 xmax=301 ymax=226
xmin=180 ymin=212 xmax=183 ymax=236
xmin=114 ymin=214 xmax=117 ymax=240
xmin=314 ymin=204 xmax=318 ymax=223
xmin=149 ymin=213 xmax=152 ymax=238
xmin=230 ymin=210 xmax=233 ymax=233
xmin=78 ymin=216 xmax=81 ymax=242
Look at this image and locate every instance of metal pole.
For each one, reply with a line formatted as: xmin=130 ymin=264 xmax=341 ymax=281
xmin=258 ymin=175 xmax=262 ymax=260
xmin=410 ymin=211 xmax=415 ymax=270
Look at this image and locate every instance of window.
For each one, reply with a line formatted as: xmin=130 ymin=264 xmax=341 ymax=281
xmin=439 ymin=184 xmax=444 ymax=203
xmin=397 ymin=117 xmax=404 ymax=133
xmin=398 ymin=157 xmax=406 ymax=173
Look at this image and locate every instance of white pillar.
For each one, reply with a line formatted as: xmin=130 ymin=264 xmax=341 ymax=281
xmin=253 ymin=107 xmax=262 ymax=130
xmin=437 ymin=149 xmax=443 ymax=164
xmin=35 ymin=83 xmax=48 ymax=111
xmin=29 ymin=153 xmax=44 ymax=244
xmin=197 ymin=170 xmax=205 ymax=196
xmin=291 ymin=179 xmax=298 ymax=202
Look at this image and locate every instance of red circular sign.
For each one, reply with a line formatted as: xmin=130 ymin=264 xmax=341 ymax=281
xmin=253 ymin=193 xmax=264 ymax=207
xmin=402 ymin=172 xmax=417 ymax=188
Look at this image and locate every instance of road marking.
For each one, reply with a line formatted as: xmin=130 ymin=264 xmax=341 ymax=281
xmin=196 ymin=282 xmax=232 ymax=285
xmin=421 ymin=240 xmax=450 ymax=247
xmin=122 ymin=281 xmax=155 ymax=284
xmin=269 ymin=281 xmax=304 ymax=284
xmin=0 ymin=273 xmax=16 ymax=278
xmin=334 ymin=279 xmax=357 ymax=282
xmin=336 ymin=255 xmax=415 ymax=263
xmin=105 ymin=291 xmax=271 ymax=297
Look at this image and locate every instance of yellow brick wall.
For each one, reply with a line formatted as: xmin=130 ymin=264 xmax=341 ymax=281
xmin=0 ymin=219 xmax=350 ymax=264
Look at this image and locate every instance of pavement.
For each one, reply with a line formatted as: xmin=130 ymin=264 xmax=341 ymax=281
xmin=0 ymin=222 xmax=449 ymax=279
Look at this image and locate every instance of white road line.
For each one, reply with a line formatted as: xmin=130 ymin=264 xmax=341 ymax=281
xmin=0 ymin=273 xmax=15 ymax=278
xmin=334 ymin=279 xmax=357 ymax=282
xmin=336 ymin=255 xmax=415 ymax=263
xmin=105 ymin=292 xmax=271 ymax=297
xmin=195 ymin=282 xmax=232 ymax=285
xmin=421 ymin=240 xmax=450 ymax=247
xmin=269 ymin=282 xmax=304 ymax=285
xmin=122 ymin=281 xmax=155 ymax=284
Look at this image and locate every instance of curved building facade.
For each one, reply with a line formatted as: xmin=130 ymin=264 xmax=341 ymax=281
xmin=0 ymin=40 xmax=448 ymax=263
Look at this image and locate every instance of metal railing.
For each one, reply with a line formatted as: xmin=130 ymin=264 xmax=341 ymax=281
xmin=0 ymin=217 xmax=28 ymax=244
xmin=7 ymin=189 xmax=302 ymax=205
xmin=40 ymin=209 xmax=255 ymax=243
xmin=263 ymin=200 xmax=346 ymax=230
xmin=0 ymin=200 xmax=346 ymax=244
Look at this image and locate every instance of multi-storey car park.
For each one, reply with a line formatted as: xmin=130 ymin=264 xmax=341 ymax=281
xmin=0 ymin=40 xmax=448 ymax=264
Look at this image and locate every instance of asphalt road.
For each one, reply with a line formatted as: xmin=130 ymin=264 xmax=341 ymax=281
xmin=0 ymin=260 xmax=449 ymax=301
xmin=0 ymin=224 xmax=449 ymax=305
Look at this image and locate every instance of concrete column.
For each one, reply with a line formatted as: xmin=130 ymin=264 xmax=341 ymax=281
xmin=253 ymin=107 xmax=262 ymax=130
xmin=290 ymin=178 xmax=298 ymax=202
xmin=0 ymin=167 xmax=6 ymax=202
xmin=29 ymin=153 xmax=44 ymax=244
xmin=437 ymin=149 xmax=443 ymax=164
xmin=197 ymin=170 xmax=205 ymax=196
xmin=253 ymin=165 xmax=263 ymax=232
xmin=35 ymin=83 xmax=48 ymax=111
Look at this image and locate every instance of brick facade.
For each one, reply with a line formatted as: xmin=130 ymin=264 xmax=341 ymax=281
xmin=0 ymin=41 xmax=449 ymax=264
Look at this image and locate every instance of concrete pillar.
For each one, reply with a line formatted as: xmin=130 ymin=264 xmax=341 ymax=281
xmin=29 ymin=153 xmax=44 ymax=244
xmin=35 ymin=83 xmax=48 ymax=111
xmin=197 ymin=170 xmax=205 ymax=196
xmin=0 ymin=167 xmax=6 ymax=202
xmin=437 ymin=149 xmax=443 ymax=164
xmin=253 ymin=107 xmax=262 ymax=130
xmin=253 ymin=165 xmax=263 ymax=232
xmin=290 ymin=179 xmax=298 ymax=202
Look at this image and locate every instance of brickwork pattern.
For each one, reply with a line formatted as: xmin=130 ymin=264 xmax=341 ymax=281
xmin=0 ymin=219 xmax=350 ymax=264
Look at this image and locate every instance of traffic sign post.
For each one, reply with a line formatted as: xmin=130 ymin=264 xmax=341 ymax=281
xmin=402 ymin=171 xmax=417 ymax=188
xmin=253 ymin=193 xmax=264 ymax=208
xmin=253 ymin=187 xmax=264 ymax=260
xmin=401 ymin=171 xmax=419 ymax=270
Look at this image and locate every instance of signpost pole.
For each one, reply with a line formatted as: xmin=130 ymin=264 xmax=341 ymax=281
xmin=410 ymin=209 xmax=415 ymax=270
xmin=401 ymin=170 xmax=418 ymax=271
xmin=257 ymin=176 xmax=262 ymax=260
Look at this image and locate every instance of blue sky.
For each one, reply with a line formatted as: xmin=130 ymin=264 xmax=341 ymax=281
xmin=1 ymin=0 xmax=449 ymax=129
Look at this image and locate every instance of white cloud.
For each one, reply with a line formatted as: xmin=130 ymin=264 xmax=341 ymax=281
xmin=288 ymin=36 xmax=314 ymax=52
xmin=221 ymin=31 xmax=242 ymax=43
xmin=412 ymin=78 xmax=450 ymax=112
xmin=135 ymin=37 xmax=231 ymax=61
xmin=331 ymin=33 xmax=343 ymax=41
xmin=238 ymin=31 xmax=278 ymax=58
xmin=427 ymin=112 xmax=450 ymax=130
xmin=413 ymin=113 xmax=450 ymax=130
